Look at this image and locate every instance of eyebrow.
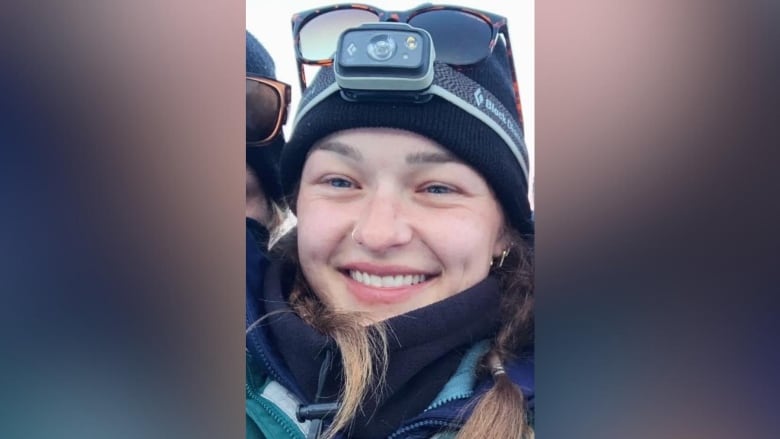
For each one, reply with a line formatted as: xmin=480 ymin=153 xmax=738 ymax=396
xmin=313 ymin=142 xmax=459 ymax=165
xmin=406 ymin=151 xmax=458 ymax=165
xmin=312 ymin=141 xmax=363 ymax=161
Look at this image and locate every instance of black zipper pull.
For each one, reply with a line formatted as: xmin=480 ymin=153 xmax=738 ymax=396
xmin=300 ymin=403 xmax=339 ymax=439
xmin=297 ymin=402 xmax=339 ymax=422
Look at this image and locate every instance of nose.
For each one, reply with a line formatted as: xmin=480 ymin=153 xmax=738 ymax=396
xmin=351 ymin=190 xmax=412 ymax=253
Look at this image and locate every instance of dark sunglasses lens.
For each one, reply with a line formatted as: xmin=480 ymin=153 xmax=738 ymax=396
xmin=409 ymin=10 xmax=493 ymax=65
xmin=246 ymin=79 xmax=281 ymax=144
xmin=299 ymin=9 xmax=379 ymax=61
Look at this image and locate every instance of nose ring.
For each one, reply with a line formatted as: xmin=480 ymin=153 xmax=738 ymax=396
xmin=351 ymin=227 xmax=359 ymax=244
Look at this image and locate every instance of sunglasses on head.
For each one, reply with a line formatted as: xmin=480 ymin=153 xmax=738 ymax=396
xmin=246 ymin=75 xmax=291 ymax=147
xmin=291 ymin=3 xmax=523 ymax=121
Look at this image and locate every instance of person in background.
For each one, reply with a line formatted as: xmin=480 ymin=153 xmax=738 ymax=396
xmin=246 ymin=30 xmax=290 ymax=248
xmin=247 ymin=5 xmax=534 ymax=438
xmin=245 ymin=30 xmax=292 ymax=388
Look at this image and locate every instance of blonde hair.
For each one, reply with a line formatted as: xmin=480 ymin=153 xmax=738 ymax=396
xmin=455 ymin=230 xmax=534 ymax=439
xmin=288 ymin=282 xmax=389 ymax=439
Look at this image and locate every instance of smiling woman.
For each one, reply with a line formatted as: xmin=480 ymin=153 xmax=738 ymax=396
xmin=246 ymin=4 xmax=534 ymax=439
xmin=297 ymin=128 xmax=509 ymax=323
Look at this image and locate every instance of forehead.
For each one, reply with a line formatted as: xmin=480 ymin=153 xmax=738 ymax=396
xmin=309 ymin=127 xmax=460 ymax=163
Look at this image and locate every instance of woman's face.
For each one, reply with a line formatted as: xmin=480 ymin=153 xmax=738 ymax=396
xmin=296 ymin=128 xmax=508 ymax=323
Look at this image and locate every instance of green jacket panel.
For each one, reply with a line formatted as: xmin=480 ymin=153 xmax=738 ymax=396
xmin=246 ymin=355 xmax=309 ymax=439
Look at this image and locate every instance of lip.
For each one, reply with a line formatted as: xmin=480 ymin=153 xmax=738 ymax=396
xmin=339 ymin=263 xmax=438 ymax=305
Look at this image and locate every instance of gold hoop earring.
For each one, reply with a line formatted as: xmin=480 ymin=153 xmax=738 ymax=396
xmin=490 ymin=248 xmax=510 ymax=269
xmin=497 ymin=248 xmax=510 ymax=268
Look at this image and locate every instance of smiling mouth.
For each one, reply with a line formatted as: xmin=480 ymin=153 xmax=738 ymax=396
xmin=347 ymin=270 xmax=431 ymax=288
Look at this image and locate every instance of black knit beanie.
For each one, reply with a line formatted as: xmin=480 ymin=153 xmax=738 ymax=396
xmin=281 ymin=39 xmax=533 ymax=235
xmin=246 ymin=30 xmax=284 ymax=204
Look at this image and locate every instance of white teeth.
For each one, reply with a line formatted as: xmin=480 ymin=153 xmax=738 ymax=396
xmin=349 ymin=270 xmax=427 ymax=288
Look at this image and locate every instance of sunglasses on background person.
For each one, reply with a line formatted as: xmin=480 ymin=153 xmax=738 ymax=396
xmin=291 ymin=3 xmax=523 ymax=123
xmin=246 ymin=75 xmax=291 ymax=147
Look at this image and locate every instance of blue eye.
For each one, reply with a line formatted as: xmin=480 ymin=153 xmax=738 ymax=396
xmin=326 ymin=177 xmax=353 ymax=188
xmin=424 ymin=184 xmax=454 ymax=194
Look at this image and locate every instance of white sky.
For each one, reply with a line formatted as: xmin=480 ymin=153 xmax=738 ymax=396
xmin=247 ymin=1 xmax=534 ymax=198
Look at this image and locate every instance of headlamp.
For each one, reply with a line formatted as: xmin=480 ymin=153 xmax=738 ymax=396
xmin=334 ymin=22 xmax=435 ymax=103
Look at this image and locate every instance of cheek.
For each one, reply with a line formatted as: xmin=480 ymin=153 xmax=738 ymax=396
xmin=295 ymin=196 xmax=350 ymax=264
xmin=421 ymin=210 xmax=502 ymax=263
xmin=295 ymin=210 xmax=336 ymax=300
